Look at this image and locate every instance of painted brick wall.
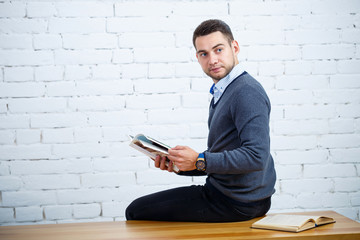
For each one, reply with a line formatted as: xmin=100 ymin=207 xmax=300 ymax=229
xmin=0 ymin=0 xmax=359 ymax=225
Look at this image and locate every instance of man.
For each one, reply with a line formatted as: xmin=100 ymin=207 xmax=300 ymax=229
xmin=126 ymin=19 xmax=276 ymax=222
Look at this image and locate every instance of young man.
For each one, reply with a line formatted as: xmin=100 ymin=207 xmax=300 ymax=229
xmin=126 ymin=19 xmax=276 ymax=222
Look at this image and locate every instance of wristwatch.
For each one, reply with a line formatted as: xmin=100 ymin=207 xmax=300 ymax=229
xmin=195 ymin=153 xmax=206 ymax=171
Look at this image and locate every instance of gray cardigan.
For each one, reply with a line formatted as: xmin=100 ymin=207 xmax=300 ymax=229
xmin=180 ymin=72 xmax=276 ymax=203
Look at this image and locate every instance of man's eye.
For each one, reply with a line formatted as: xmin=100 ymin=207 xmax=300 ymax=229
xmin=201 ymin=53 xmax=207 ymax=57
xmin=216 ymin=48 xmax=222 ymax=52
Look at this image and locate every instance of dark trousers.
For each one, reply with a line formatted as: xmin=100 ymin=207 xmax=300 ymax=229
xmin=126 ymin=183 xmax=271 ymax=222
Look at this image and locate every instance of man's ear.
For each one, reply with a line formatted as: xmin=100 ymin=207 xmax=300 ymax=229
xmin=232 ymin=40 xmax=240 ymax=55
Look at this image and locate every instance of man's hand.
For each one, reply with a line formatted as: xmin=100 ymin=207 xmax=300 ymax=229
xmin=168 ymin=145 xmax=199 ymax=171
xmin=154 ymin=155 xmax=175 ymax=172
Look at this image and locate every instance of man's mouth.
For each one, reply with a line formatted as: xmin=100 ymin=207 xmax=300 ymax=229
xmin=210 ymin=67 xmax=222 ymax=73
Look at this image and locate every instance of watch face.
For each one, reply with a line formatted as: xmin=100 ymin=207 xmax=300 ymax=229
xmin=196 ymin=160 xmax=206 ymax=171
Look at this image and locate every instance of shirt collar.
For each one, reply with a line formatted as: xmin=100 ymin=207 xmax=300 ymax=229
xmin=210 ymin=64 xmax=245 ymax=103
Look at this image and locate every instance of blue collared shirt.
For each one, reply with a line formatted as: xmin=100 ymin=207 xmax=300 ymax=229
xmin=210 ymin=64 xmax=245 ymax=104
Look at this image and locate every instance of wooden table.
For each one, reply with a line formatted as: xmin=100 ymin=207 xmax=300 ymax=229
xmin=1 ymin=211 xmax=360 ymax=240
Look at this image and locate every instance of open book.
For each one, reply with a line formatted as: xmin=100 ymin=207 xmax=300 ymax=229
xmin=251 ymin=214 xmax=336 ymax=232
xmin=129 ymin=134 xmax=180 ymax=173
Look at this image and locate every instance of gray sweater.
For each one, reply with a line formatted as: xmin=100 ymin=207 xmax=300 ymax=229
xmin=181 ymin=72 xmax=276 ymax=203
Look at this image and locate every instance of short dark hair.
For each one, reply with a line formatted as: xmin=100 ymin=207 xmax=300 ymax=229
xmin=192 ymin=19 xmax=234 ymax=48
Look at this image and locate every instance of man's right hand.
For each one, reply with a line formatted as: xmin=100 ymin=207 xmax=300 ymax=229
xmin=154 ymin=155 xmax=174 ymax=172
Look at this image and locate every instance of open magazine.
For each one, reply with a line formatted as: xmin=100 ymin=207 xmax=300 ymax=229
xmin=129 ymin=134 xmax=180 ymax=173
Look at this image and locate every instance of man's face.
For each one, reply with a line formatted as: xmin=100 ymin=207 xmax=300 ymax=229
xmin=195 ymin=31 xmax=239 ymax=83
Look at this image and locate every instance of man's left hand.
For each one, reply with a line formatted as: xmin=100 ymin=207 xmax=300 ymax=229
xmin=167 ymin=146 xmax=199 ymax=171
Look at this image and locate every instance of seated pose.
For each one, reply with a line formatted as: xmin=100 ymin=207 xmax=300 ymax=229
xmin=126 ymin=19 xmax=276 ymax=222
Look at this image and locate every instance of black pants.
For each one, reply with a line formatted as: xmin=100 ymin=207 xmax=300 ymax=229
xmin=126 ymin=183 xmax=271 ymax=222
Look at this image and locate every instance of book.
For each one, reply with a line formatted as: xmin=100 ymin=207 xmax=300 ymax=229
xmin=251 ymin=214 xmax=336 ymax=233
xmin=129 ymin=134 xmax=180 ymax=173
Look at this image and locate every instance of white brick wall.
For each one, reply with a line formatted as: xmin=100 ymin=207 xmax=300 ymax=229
xmin=0 ymin=0 xmax=359 ymax=225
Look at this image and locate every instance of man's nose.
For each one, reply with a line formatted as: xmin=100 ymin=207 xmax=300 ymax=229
xmin=209 ymin=52 xmax=218 ymax=65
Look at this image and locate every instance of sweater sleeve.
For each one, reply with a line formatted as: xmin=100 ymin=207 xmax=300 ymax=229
xmin=205 ymin=84 xmax=271 ymax=174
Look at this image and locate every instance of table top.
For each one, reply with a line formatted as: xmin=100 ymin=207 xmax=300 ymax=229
xmin=1 ymin=211 xmax=360 ymax=240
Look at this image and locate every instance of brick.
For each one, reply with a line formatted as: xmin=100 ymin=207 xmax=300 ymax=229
xmin=46 ymin=81 xmax=77 ymax=97
xmin=0 ymin=100 xmax=6 ymax=113
xmin=284 ymin=105 xmax=337 ymax=119
xmin=112 ymin=49 xmax=133 ymax=64
xmin=9 ymin=159 xmax=92 ymax=175
xmin=49 ymin=18 xmax=106 ymax=33
xmin=296 ymin=193 xmax=324 ymax=209
xmin=0 ymin=82 xmax=45 ymax=98
xmin=285 ymin=30 xmax=340 ymax=44
xmin=300 ymin=15 xmax=354 ymax=29
xmin=69 ymin=96 xmax=126 ymax=111
xmin=56 ymin=2 xmax=113 ymax=17
xmin=0 ymin=208 xmax=15 ymax=223
xmin=148 ymin=63 xmax=175 ymax=78
xmin=329 ymin=119 xmax=355 ymax=134
xmin=319 ymin=134 xmax=360 ymax=148
xmin=102 ymin=202 xmax=128 ymax=217
xmin=15 ymin=206 xmax=43 ymax=222
xmin=276 ymin=75 xmax=329 ymax=90
xmin=342 ymin=29 xmax=360 ymax=43
xmin=63 ymin=34 xmax=117 ymax=49
xmin=302 ymin=44 xmax=355 ymax=60
xmin=247 ymin=45 xmax=301 ymax=61
xmin=102 ymin=127 xmax=131 ymax=142
xmin=148 ymin=108 xmax=206 ymax=124
xmin=92 ymin=64 xmax=121 ymax=79
xmin=134 ymin=47 xmax=190 ymax=63
xmin=230 ymin=1 xmax=286 ymax=16
xmin=0 ymin=19 xmax=47 ymax=33
xmin=44 ymin=205 xmax=72 ymax=220
xmin=258 ymin=62 xmax=284 ymax=76
xmin=4 ymin=67 xmax=34 ymax=82
xmin=284 ymin=61 xmax=312 ymax=75
xmin=330 ymin=75 xmax=360 ymax=89
xmin=0 ymin=115 xmax=29 ymax=129
xmin=321 ymin=193 xmax=350 ymax=208
xmin=174 ymin=2 xmax=228 ymax=16
xmin=16 ymin=129 xmax=41 ymax=144
xmin=0 ymin=130 xmax=15 ymax=144
xmin=42 ymin=128 xmax=74 ymax=144
xmin=269 ymin=89 xmax=313 ymax=105
xmin=73 ymin=203 xmax=101 ymax=219
xmin=74 ymin=127 xmax=102 ymax=143
xmin=0 ymin=176 xmax=22 ymax=191
xmin=57 ymin=188 xmax=116 ymax=204
xmin=115 ymin=2 xmax=173 ymax=17
xmin=182 ymin=93 xmax=209 ymax=108
xmin=35 ymin=66 xmax=64 ymax=81
xmin=23 ymin=174 xmax=80 ymax=190
xmin=313 ymin=89 xmax=360 ymax=104
xmin=52 ymin=143 xmax=110 ymax=158
xmin=76 ymin=80 xmax=133 ymax=95
xmin=65 ymin=66 xmax=91 ymax=80
xmin=81 ymin=172 xmax=136 ymax=188
xmin=334 ymin=177 xmax=360 ymax=192
xmin=312 ymin=60 xmax=337 ymax=75
xmin=311 ymin=0 xmax=360 ymax=14
xmin=337 ymin=60 xmax=360 ymax=74
xmin=189 ymin=123 xmax=208 ymax=138
xmin=87 ymin=111 xmax=146 ymax=126
xmin=133 ymin=79 xmax=189 ymax=94
xmin=271 ymin=136 xmax=317 ymax=150
xmin=0 ymin=34 xmax=33 ymax=49
xmin=275 ymin=164 xmax=302 ymax=180
xmin=0 ymin=145 xmax=51 ymax=160
xmin=8 ymin=98 xmax=67 ymax=113
xmin=119 ymin=32 xmax=175 ymax=48
xmin=0 ymin=2 xmax=25 ymax=17
xmin=330 ymin=148 xmax=360 ymax=163
xmin=33 ymin=34 xmax=62 ymax=50
xmin=122 ymin=64 xmax=147 ymax=79
xmin=27 ymin=2 xmax=56 ymax=17
xmin=30 ymin=113 xmax=88 ymax=128
xmin=336 ymin=104 xmax=360 ymax=118
xmin=274 ymin=119 xmax=329 ymax=135
xmin=93 ymin=156 xmax=148 ymax=172
xmin=54 ymin=50 xmax=112 ymax=65
xmin=244 ymin=16 xmax=301 ymax=31
xmin=235 ymin=30 xmax=285 ymax=45
xmin=304 ymin=164 xmax=356 ymax=178
xmin=2 ymin=191 xmax=56 ymax=206
xmin=175 ymin=62 xmax=204 ymax=78
xmin=136 ymin=169 xmax=192 ymax=185
xmin=0 ymin=50 xmax=53 ymax=66
xmin=270 ymin=194 xmax=297 ymax=209
xmin=281 ymin=179 xmax=333 ymax=194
